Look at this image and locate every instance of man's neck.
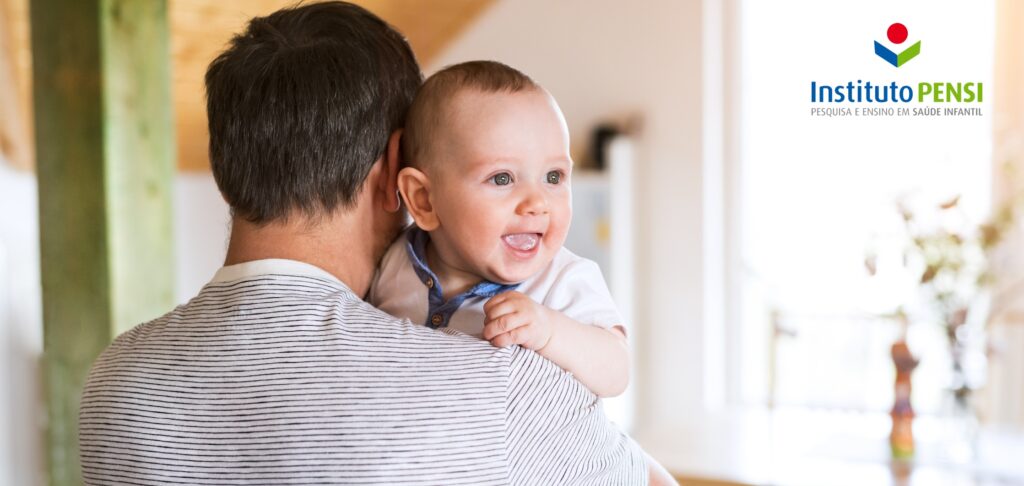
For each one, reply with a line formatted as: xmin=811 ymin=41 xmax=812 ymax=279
xmin=224 ymin=214 xmax=376 ymax=296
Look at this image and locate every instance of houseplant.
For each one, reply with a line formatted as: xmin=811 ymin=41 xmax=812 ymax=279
xmin=867 ymin=187 xmax=1023 ymax=458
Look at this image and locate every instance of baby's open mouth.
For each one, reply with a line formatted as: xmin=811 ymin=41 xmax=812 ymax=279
xmin=502 ymin=233 xmax=541 ymax=252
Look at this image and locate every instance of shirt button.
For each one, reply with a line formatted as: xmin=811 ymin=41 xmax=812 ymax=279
xmin=430 ymin=314 xmax=443 ymax=326
xmin=425 ymin=278 xmax=434 ymax=288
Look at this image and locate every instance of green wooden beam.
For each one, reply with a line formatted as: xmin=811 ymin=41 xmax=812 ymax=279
xmin=30 ymin=1 xmax=174 ymax=484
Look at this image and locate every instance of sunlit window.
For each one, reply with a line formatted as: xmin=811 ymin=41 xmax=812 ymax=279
xmin=738 ymin=0 xmax=995 ymax=414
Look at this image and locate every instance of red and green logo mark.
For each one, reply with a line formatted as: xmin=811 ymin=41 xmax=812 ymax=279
xmin=874 ymin=23 xmax=920 ymax=67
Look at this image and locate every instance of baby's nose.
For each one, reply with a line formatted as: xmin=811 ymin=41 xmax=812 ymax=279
xmin=517 ymin=189 xmax=550 ymax=215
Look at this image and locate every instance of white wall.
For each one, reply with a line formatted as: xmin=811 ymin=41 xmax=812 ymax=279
xmin=0 ymin=162 xmax=44 ymax=486
xmin=430 ymin=0 xmax=721 ymax=437
xmin=173 ymin=174 xmax=230 ymax=303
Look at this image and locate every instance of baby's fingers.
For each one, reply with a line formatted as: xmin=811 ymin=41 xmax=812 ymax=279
xmin=484 ymin=302 xmax=515 ymax=322
xmin=482 ymin=313 xmax=526 ymax=341
xmin=488 ymin=327 xmax=525 ymax=348
xmin=483 ymin=292 xmax=511 ymax=314
xmin=484 ymin=293 xmax=523 ymax=320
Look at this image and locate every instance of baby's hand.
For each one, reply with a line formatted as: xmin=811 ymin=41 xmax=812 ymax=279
xmin=482 ymin=291 xmax=553 ymax=350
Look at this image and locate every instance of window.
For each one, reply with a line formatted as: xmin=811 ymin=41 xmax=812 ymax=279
xmin=737 ymin=0 xmax=996 ymax=414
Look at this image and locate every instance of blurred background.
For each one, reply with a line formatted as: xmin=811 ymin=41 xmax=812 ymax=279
xmin=2 ymin=0 xmax=1023 ymax=484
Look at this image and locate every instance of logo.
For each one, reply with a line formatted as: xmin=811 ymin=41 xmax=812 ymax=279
xmin=809 ymin=22 xmax=983 ymax=118
xmin=874 ymin=23 xmax=921 ymax=67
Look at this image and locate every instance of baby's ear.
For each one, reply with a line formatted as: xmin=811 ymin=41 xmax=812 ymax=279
xmin=397 ymin=167 xmax=439 ymax=231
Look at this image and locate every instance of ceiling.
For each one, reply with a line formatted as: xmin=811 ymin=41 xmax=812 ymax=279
xmin=0 ymin=0 xmax=494 ymax=171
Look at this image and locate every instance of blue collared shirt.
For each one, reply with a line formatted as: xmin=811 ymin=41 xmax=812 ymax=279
xmin=404 ymin=227 xmax=519 ymax=329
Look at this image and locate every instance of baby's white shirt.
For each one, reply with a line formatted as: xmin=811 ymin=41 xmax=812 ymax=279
xmin=368 ymin=229 xmax=624 ymax=338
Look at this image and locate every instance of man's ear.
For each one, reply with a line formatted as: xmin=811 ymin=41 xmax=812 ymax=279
xmin=380 ymin=129 xmax=403 ymax=213
xmin=397 ymin=167 xmax=439 ymax=231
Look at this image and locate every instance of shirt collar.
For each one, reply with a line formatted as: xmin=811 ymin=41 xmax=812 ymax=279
xmin=404 ymin=226 xmax=518 ymax=300
xmin=211 ymin=258 xmax=346 ymax=287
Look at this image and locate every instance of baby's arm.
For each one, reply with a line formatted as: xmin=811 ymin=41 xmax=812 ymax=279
xmin=482 ymin=291 xmax=630 ymax=397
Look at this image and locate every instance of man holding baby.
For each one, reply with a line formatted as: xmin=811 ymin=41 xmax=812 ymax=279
xmin=78 ymin=2 xmax=674 ymax=484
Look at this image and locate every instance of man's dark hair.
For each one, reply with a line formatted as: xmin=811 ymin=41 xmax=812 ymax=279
xmin=205 ymin=1 xmax=422 ymax=224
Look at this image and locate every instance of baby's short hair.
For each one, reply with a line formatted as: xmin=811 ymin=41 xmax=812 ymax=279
xmin=402 ymin=60 xmax=539 ymax=168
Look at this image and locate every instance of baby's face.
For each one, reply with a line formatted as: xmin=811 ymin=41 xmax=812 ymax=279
xmin=427 ymin=88 xmax=572 ymax=284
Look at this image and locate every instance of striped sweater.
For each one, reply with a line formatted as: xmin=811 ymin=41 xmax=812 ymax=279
xmin=79 ymin=259 xmax=646 ymax=485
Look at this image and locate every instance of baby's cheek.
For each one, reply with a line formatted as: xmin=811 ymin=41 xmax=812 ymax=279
xmin=549 ymin=211 xmax=572 ymax=243
xmin=552 ymin=196 xmax=572 ymax=223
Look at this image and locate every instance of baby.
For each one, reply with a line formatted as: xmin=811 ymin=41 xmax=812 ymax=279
xmin=369 ymin=61 xmax=629 ymax=397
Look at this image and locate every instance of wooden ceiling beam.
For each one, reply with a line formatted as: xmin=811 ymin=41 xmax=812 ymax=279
xmin=0 ymin=0 xmax=32 ymax=170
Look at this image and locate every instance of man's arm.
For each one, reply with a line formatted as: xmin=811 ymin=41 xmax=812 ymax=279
xmin=504 ymin=347 xmax=647 ymax=485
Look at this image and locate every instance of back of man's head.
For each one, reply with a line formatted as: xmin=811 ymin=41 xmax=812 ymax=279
xmin=206 ymin=1 xmax=422 ymax=224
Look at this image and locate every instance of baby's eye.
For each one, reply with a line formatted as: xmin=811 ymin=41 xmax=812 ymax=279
xmin=546 ymin=171 xmax=562 ymax=185
xmin=491 ymin=173 xmax=513 ymax=186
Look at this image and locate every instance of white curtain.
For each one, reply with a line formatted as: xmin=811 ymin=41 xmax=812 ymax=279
xmin=985 ymin=0 xmax=1024 ymax=427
